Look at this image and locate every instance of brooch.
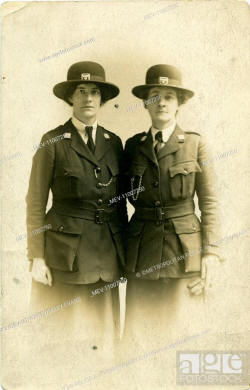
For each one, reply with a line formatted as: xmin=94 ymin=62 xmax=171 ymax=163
xmin=63 ymin=133 xmax=71 ymax=139
xmin=104 ymin=133 xmax=110 ymax=140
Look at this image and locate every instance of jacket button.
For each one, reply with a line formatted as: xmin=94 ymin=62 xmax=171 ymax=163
xmin=153 ymin=181 xmax=159 ymax=187
xmin=183 ymin=169 xmax=188 ymax=175
xmin=96 ymin=183 xmax=102 ymax=189
xmin=95 ymin=167 xmax=101 ymax=174
xmin=97 ymin=198 xmax=103 ymax=205
xmin=192 ymin=225 xmax=197 ymax=231
xmin=64 ymin=172 xmax=69 ymax=176
xmin=58 ymin=225 xmax=64 ymax=232
xmin=155 ymin=200 xmax=161 ymax=207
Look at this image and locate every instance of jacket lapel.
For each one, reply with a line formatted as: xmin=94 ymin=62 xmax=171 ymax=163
xmin=157 ymin=124 xmax=185 ymax=161
xmin=139 ymin=129 xmax=158 ymax=165
xmin=94 ymin=126 xmax=112 ymax=161
xmin=64 ymin=119 xmax=99 ymax=166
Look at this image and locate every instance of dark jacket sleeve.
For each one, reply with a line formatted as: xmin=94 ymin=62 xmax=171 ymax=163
xmin=26 ymin=133 xmax=55 ymax=262
xmin=196 ymin=136 xmax=221 ymax=258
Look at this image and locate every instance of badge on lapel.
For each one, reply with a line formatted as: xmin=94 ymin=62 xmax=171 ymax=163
xmin=178 ymin=134 xmax=185 ymax=143
xmin=63 ymin=132 xmax=71 ymax=139
xmin=104 ymin=133 xmax=110 ymax=140
xmin=140 ymin=135 xmax=147 ymax=142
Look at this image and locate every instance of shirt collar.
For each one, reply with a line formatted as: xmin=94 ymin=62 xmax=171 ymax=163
xmin=71 ymin=115 xmax=98 ymax=134
xmin=151 ymin=120 xmax=176 ymax=142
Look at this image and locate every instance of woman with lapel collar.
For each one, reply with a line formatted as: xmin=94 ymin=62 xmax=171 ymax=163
xmin=26 ymin=62 xmax=127 ymax=363
xmin=122 ymin=65 xmax=221 ymax=362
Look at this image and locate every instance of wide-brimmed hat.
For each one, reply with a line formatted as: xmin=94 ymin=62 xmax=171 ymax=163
xmin=53 ymin=61 xmax=119 ymax=102
xmin=132 ymin=64 xmax=194 ymax=100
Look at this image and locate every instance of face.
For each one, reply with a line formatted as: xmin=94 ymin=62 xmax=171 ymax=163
xmin=69 ymin=83 xmax=102 ymax=122
xmin=145 ymin=87 xmax=179 ymax=127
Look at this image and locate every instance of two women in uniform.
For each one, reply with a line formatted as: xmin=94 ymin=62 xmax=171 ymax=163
xmin=26 ymin=61 xmax=220 ymax=386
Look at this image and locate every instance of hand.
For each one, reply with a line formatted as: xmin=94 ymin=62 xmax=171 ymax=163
xmin=31 ymin=258 xmax=53 ymax=286
xmin=187 ymin=255 xmax=219 ymax=300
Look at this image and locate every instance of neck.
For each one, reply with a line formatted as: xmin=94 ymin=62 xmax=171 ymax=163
xmin=152 ymin=118 xmax=175 ymax=130
xmin=73 ymin=113 xmax=97 ymax=126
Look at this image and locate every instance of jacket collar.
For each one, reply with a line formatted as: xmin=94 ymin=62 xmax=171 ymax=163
xmin=157 ymin=124 xmax=185 ymax=160
xmin=62 ymin=119 xmax=112 ymax=165
xmin=63 ymin=119 xmax=99 ymax=166
xmin=139 ymin=123 xmax=185 ymax=164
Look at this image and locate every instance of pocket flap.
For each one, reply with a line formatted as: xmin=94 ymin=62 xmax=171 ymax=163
xmin=129 ymin=164 xmax=147 ymax=177
xmin=64 ymin=166 xmax=82 ymax=177
xmin=169 ymin=161 xmax=201 ymax=178
xmin=172 ymin=214 xmax=201 ymax=234
xmin=45 ymin=210 xmax=83 ymax=234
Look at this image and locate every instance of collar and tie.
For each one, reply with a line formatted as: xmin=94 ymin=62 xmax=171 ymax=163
xmin=154 ymin=130 xmax=164 ymax=155
xmin=85 ymin=126 xmax=95 ymax=154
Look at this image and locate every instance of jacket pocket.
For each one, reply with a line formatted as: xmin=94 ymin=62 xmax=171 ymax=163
xmin=169 ymin=161 xmax=201 ymax=200
xmin=108 ymin=221 xmax=125 ymax=267
xmin=172 ymin=214 xmax=202 ymax=272
xmin=125 ymin=217 xmax=145 ymax=272
xmin=44 ymin=210 xmax=83 ymax=271
xmin=54 ymin=165 xmax=83 ymax=197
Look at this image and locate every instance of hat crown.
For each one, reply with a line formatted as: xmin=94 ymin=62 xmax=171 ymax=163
xmin=146 ymin=64 xmax=182 ymax=86
xmin=67 ymin=61 xmax=106 ymax=82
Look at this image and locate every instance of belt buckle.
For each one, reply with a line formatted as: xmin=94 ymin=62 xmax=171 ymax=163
xmin=95 ymin=209 xmax=105 ymax=224
xmin=155 ymin=207 xmax=165 ymax=224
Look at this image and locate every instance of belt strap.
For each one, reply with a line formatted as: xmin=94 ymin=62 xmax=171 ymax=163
xmin=134 ymin=200 xmax=195 ymax=221
xmin=52 ymin=201 xmax=118 ymax=224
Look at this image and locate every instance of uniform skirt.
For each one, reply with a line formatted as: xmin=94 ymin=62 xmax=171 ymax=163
xmin=27 ymin=279 xmax=120 ymax=390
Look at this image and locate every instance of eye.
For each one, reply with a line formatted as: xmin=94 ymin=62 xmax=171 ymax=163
xmin=92 ymin=90 xmax=101 ymax=95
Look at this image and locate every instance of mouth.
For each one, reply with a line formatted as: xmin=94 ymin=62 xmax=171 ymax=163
xmin=81 ymin=106 xmax=94 ymax=109
xmin=156 ymin=110 xmax=168 ymax=113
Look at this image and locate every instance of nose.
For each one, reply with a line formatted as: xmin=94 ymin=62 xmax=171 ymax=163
xmin=83 ymin=92 xmax=92 ymax=102
xmin=157 ymin=96 xmax=166 ymax=106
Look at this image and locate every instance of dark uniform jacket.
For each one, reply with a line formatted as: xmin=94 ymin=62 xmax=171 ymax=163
xmin=26 ymin=119 xmax=127 ymax=283
xmin=124 ymin=124 xmax=220 ymax=279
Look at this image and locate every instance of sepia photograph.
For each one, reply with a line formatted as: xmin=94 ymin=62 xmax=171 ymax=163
xmin=1 ymin=1 xmax=250 ymax=390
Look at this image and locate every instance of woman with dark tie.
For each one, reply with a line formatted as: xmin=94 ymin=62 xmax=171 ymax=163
xmin=26 ymin=62 xmax=127 ymax=382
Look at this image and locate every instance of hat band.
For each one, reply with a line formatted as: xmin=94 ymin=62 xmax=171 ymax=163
xmin=146 ymin=77 xmax=181 ymax=87
xmin=68 ymin=75 xmax=105 ymax=83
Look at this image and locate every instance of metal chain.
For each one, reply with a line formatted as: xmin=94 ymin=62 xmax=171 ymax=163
xmin=131 ymin=176 xmax=142 ymax=201
xmin=98 ymin=176 xmax=113 ymax=187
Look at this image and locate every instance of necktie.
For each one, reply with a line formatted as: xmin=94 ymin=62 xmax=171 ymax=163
xmin=154 ymin=131 xmax=164 ymax=155
xmin=86 ymin=126 xmax=95 ymax=154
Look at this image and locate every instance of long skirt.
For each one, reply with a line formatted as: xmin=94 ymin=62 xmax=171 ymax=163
xmin=25 ymin=279 xmax=120 ymax=390
xmin=119 ymin=277 xmax=209 ymax=390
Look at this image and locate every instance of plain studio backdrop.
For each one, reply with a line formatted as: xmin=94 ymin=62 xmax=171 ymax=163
xmin=1 ymin=1 xmax=250 ymax=390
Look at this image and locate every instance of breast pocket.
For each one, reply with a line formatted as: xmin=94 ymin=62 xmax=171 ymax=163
xmin=44 ymin=210 xmax=83 ymax=271
xmin=54 ymin=166 xmax=83 ymax=198
xmin=169 ymin=161 xmax=201 ymax=200
xmin=129 ymin=164 xmax=147 ymax=201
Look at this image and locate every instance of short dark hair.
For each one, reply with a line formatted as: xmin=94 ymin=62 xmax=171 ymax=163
xmin=64 ymin=83 xmax=109 ymax=106
xmin=142 ymin=87 xmax=188 ymax=106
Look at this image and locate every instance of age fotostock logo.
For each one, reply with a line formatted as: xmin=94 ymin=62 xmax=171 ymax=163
xmin=176 ymin=351 xmax=250 ymax=385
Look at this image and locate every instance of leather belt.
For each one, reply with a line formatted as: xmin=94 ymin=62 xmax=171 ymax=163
xmin=52 ymin=200 xmax=118 ymax=224
xmin=134 ymin=200 xmax=195 ymax=222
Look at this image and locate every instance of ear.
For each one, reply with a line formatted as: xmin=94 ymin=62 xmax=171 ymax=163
xmin=143 ymin=100 xmax=148 ymax=109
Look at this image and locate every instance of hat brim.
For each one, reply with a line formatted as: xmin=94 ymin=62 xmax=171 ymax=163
xmin=53 ymin=80 xmax=119 ymax=102
xmin=132 ymin=84 xmax=194 ymax=100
